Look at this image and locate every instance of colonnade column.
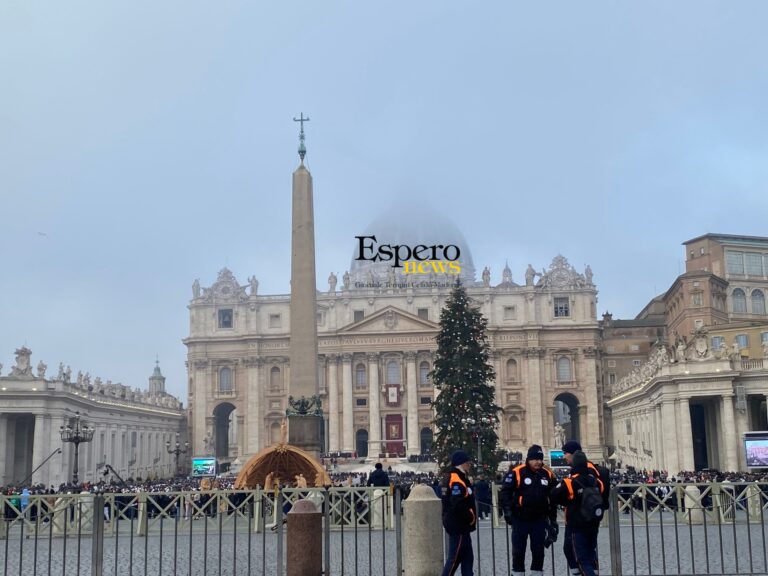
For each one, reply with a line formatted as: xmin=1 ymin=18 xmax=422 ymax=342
xmin=368 ymin=353 xmax=381 ymax=455
xmin=678 ymin=398 xmax=695 ymax=472
xmin=0 ymin=415 xmax=7 ymax=485
xmin=525 ymin=347 xmax=543 ymax=446
xmin=246 ymin=357 xmax=262 ymax=455
xmin=341 ymin=354 xmax=354 ymax=452
xmin=32 ymin=414 xmax=48 ymax=485
xmin=405 ymin=352 xmax=418 ymax=457
xmin=327 ymin=354 xmax=340 ymax=452
xmin=718 ymin=395 xmax=738 ymax=471
xmin=660 ymin=400 xmax=679 ymax=473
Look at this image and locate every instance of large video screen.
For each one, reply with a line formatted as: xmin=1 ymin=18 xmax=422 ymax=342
xmin=549 ymin=450 xmax=568 ymax=467
xmin=191 ymin=457 xmax=217 ymax=477
xmin=745 ymin=438 xmax=768 ymax=467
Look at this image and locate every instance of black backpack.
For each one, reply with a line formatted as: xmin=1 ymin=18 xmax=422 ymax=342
xmin=573 ymin=476 xmax=604 ymax=523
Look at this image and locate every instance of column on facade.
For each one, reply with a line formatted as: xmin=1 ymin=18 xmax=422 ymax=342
xmin=582 ymin=347 xmax=600 ymax=450
xmin=525 ymin=348 xmax=543 ymax=446
xmin=327 ymin=354 xmax=340 ymax=452
xmin=341 ymin=354 xmax=354 ymax=452
xmin=368 ymin=353 xmax=381 ymax=455
xmin=660 ymin=400 xmax=679 ymax=473
xmin=246 ymin=357 xmax=262 ymax=455
xmin=493 ymin=351 xmax=503 ymax=409
xmin=678 ymin=398 xmax=695 ymax=472
xmin=405 ymin=352 xmax=418 ymax=457
xmin=719 ymin=395 xmax=738 ymax=472
xmin=194 ymin=360 xmax=210 ymax=455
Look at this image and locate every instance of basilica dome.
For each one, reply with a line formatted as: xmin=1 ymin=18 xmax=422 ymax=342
xmin=348 ymin=209 xmax=476 ymax=285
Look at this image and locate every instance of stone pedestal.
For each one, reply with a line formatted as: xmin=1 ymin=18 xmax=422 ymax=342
xmin=747 ymin=483 xmax=763 ymax=523
xmin=286 ymin=499 xmax=322 ymax=576
xmin=403 ymin=485 xmax=443 ymax=576
xmin=288 ymin=415 xmax=323 ymax=457
xmin=372 ymin=488 xmax=386 ymax=529
xmin=684 ymin=486 xmax=704 ymax=525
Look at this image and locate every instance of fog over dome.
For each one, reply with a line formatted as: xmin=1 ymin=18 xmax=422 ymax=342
xmin=349 ymin=209 xmax=477 ymax=285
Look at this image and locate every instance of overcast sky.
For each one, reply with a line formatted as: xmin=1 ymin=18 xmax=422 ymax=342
xmin=2 ymin=1 xmax=767 ymax=401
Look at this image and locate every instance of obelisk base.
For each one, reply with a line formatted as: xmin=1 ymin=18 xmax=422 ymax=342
xmin=288 ymin=415 xmax=323 ymax=458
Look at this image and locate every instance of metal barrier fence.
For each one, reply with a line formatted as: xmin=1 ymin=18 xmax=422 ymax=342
xmin=4 ymin=482 xmax=768 ymax=575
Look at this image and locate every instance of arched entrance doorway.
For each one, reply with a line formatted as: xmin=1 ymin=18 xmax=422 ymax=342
xmin=420 ymin=427 xmax=433 ymax=455
xmin=356 ymin=429 xmax=368 ymax=458
xmin=554 ymin=393 xmax=580 ymax=445
xmin=213 ymin=402 xmax=236 ymax=461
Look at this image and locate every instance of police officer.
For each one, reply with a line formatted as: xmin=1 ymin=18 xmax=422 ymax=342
xmin=441 ymin=450 xmax=477 ymax=576
xmin=561 ymin=441 xmax=609 ymax=576
xmin=551 ymin=450 xmax=605 ymax=576
xmin=499 ymin=444 xmax=557 ymax=576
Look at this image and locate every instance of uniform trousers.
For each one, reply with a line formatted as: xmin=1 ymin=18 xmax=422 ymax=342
xmin=511 ymin=516 xmax=548 ymax=572
xmin=564 ymin=523 xmax=599 ymax=576
xmin=441 ymin=531 xmax=474 ymax=576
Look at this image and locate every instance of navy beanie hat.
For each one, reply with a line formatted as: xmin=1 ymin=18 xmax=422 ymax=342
xmin=562 ymin=440 xmax=582 ymax=455
xmin=451 ymin=450 xmax=471 ymax=467
xmin=526 ymin=444 xmax=544 ymax=461
xmin=571 ymin=450 xmax=588 ymax=469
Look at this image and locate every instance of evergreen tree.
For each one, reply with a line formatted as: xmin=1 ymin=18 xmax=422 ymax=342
xmin=430 ymin=281 xmax=502 ymax=473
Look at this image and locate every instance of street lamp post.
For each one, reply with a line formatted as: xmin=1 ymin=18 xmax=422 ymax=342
xmin=461 ymin=403 xmax=492 ymax=470
xmin=166 ymin=433 xmax=189 ymax=476
xmin=59 ymin=412 xmax=95 ymax=485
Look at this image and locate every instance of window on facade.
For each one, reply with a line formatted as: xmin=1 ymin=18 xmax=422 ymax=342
xmin=355 ymin=398 xmax=367 ymax=407
xmin=268 ymin=313 xmax=281 ymax=328
xmin=711 ymin=336 xmax=725 ymax=350
xmin=554 ymin=297 xmax=570 ymax=318
xmin=218 ymin=309 xmax=233 ymax=329
xmin=732 ymin=289 xmax=747 ymax=314
xmin=692 ymin=292 xmax=703 ymax=306
xmin=355 ymin=363 xmax=367 ymax=389
xmin=736 ymin=334 xmax=749 ymax=349
xmin=556 ymin=357 xmax=572 ymax=382
xmin=270 ymin=366 xmax=281 ymax=391
xmin=219 ymin=367 xmax=232 ymax=392
xmin=746 ymin=253 xmax=764 ymax=276
xmin=420 ymin=396 xmax=432 ymax=405
xmin=632 ymin=359 xmax=642 ymax=367
xmin=316 ymin=311 xmax=324 ymax=326
xmin=503 ymin=306 xmax=516 ymax=320
xmin=417 ymin=308 xmax=429 ymax=320
xmin=419 ymin=361 xmax=430 ymax=387
xmin=727 ymin=251 xmax=745 ymax=275
xmin=761 ymin=332 xmax=768 ymax=345
xmin=353 ymin=310 xmax=364 ymax=322
xmin=752 ymin=290 xmax=766 ymax=315
xmin=506 ymin=358 xmax=518 ymax=381
xmin=625 ymin=420 xmax=632 ymax=435
xmin=608 ymin=373 xmax=616 ymax=385
xmin=386 ymin=360 xmax=400 ymax=385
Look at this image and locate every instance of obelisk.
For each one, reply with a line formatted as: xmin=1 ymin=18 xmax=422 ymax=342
xmin=287 ymin=113 xmax=323 ymax=455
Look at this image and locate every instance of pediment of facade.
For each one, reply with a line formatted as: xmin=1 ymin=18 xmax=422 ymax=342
xmin=338 ymin=306 xmax=438 ymax=334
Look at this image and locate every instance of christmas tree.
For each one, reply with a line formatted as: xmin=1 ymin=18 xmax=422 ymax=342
xmin=430 ymin=280 xmax=502 ymax=473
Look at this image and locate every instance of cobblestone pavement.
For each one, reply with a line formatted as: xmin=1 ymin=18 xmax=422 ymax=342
xmin=3 ymin=516 xmax=768 ymax=575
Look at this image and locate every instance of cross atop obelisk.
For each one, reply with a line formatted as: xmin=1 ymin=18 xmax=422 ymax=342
xmin=293 ymin=113 xmax=310 ymax=162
